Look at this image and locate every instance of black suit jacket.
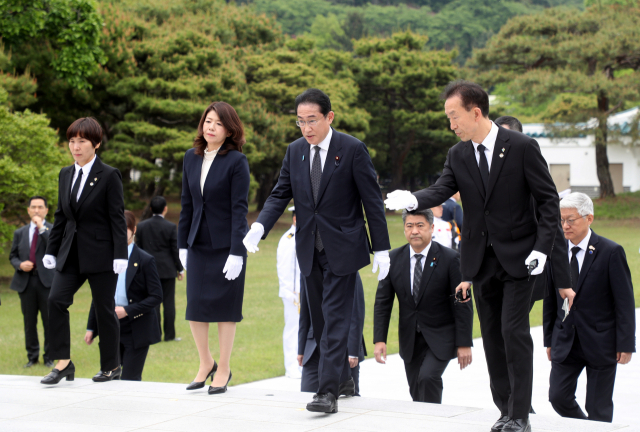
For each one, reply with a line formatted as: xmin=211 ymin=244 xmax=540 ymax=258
xmin=88 ymin=245 xmax=163 ymax=349
xmin=414 ymin=126 xmax=561 ymax=280
xmin=178 ymin=145 xmax=250 ymax=256
xmin=46 ymin=157 xmax=128 ymax=273
xmin=9 ymin=221 xmax=55 ymax=291
xmin=136 ymin=215 xmax=183 ymax=279
xmin=374 ymin=242 xmax=474 ymax=362
xmin=257 ymin=129 xmax=390 ymax=277
xmin=543 ymin=231 xmax=636 ymax=367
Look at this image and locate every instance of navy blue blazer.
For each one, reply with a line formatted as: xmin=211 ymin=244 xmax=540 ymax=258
xmin=178 ymin=145 xmax=250 ymax=256
xmin=257 ymin=129 xmax=390 ymax=277
xmin=543 ymin=231 xmax=636 ymax=366
xmin=9 ymin=221 xmax=55 ymax=292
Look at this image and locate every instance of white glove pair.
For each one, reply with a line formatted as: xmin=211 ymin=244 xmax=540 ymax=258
xmin=384 ymin=190 xmax=418 ymax=211
xmin=42 ymin=255 xmax=128 ymax=275
xmin=525 ymin=250 xmax=547 ymax=275
xmin=178 ymin=249 xmax=243 ymax=280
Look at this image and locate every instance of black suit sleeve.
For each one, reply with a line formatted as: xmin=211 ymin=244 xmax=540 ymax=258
xmin=107 ymin=169 xmax=128 ymax=260
xmin=609 ymin=246 xmax=636 ymax=353
xmin=348 ymin=274 xmax=365 ymax=357
xmin=298 ymin=276 xmax=310 ymax=356
xmin=124 ymin=257 xmax=164 ymax=318
xmin=542 ymin=276 xmax=557 ymax=347
xmin=9 ymin=229 xmax=22 ymax=270
xmin=170 ymin=224 xmax=183 ymax=273
xmin=450 ymin=253 xmax=473 ymax=347
xmin=230 ymin=155 xmax=250 ymax=256
xmin=178 ymin=153 xmax=193 ymax=249
xmin=373 ymin=271 xmax=395 ymax=344
xmin=414 ymin=148 xmax=459 ymax=210
xmin=47 ymin=169 xmax=68 ymax=257
xmin=257 ymin=145 xmax=293 ymax=238
xmin=134 ymin=223 xmax=143 ymax=249
xmin=87 ymin=302 xmax=98 ymax=335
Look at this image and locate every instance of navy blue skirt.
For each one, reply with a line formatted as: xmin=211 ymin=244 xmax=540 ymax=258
xmin=185 ymin=217 xmax=245 ymax=322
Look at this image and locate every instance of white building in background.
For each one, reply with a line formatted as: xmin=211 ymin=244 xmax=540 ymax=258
xmin=522 ymin=107 xmax=640 ymax=197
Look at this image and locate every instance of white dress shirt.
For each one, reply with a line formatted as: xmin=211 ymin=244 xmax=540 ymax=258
xmin=309 ymin=128 xmax=333 ymax=172
xmin=201 ymin=147 xmax=218 ymax=194
xmin=568 ymin=228 xmax=592 ymax=272
xmin=70 ymin=155 xmax=97 ymax=201
xmin=409 ymin=242 xmax=432 ymax=294
xmin=472 ymin=121 xmax=499 ymax=171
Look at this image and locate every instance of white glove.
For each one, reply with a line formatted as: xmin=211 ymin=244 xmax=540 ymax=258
xmin=223 ymin=254 xmax=243 ymax=280
xmin=43 ymin=254 xmax=57 ymax=269
xmin=525 ymin=250 xmax=547 ymax=276
xmin=179 ymin=249 xmax=188 ymax=270
xmin=384 ymin=190 xmax=418 ymax=211
xmin=243 ymin=222 xmax=264 ymax=253
xmin=113 ymin=259 xmax=128 ymax=275
xmin=372 ymin=250 xmax=391 ymax=281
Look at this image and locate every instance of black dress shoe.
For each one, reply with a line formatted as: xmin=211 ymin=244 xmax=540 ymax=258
xmin=338 ymin=377 xmax=355 ymax=397
xmin=24 ymin=360 xmax=38 ymax=368
xmin=187 ymin=360 xmax=218 ymax=390
xmin=490 ymin=415 xmax=510 ymax=432
xmin=208 ymin=370 xmax=232 ymax=394
xmin=306 ymin=393 xmax=338 ymax=413
xmin=92 ymin=366 xmax=122 ymax=382
xmin=502 ymin=418 xmax=531 ymax=432
xmin=41 ymin=361 xmax=75 ymax=385
xmin=44 ymin=359 xmax=54 ymax=368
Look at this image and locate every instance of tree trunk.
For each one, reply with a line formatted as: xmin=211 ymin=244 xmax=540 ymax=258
xmin=389 ymin=130 xmax=415 ymax=191
xmin=595 ymin=93 xmax=615 ymax=198
xmin=256 ymin=170 xmax=279 ymax=211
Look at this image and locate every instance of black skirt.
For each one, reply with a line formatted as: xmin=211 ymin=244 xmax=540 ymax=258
xmin=185 ymin=217 xmax=245 ymax=322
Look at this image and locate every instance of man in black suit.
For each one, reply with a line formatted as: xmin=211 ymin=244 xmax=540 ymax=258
xmin=9 ymin=196 xmax=55 ymax=368
xmin=374 ymin=208 xmax=473 ymax=403
xmin=298 ymin=273 xmax=367 ymax=396
xmin=136 ymin=196 xmax=183 ymax=342
xmin=544 ymin=193 xmax=635 ymax=423
xmin=243 ymin=89 xmax=390 ymax=413
xmin=385 ymin=81 xmax=574 ymax=432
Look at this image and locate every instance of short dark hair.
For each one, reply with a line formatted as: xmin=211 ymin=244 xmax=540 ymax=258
xmin=295 ymin=88 xmax=332 ymax=117
xmin=194 ymin=102 xmax=246 ymax=157
xmin=402 ymin=208 xmax=434 ymax=225
xmin=66 ymin=117 xmax=103 ymax=147
xmin=28 ymin=196 xmax=48 ymax=208
xmin=441 ymin=80 xmax=490 ymax=118
xmin=150 ymin=196 xmax=167 ymax=214
xmin=124 ymin=210 xmax=137 ymax=232
xmin=495 ymin=115 xmax=523 ymax=133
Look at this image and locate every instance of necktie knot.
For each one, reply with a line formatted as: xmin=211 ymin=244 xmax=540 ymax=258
xmin=415 ymin=254 xmax=423 ymax=263
xmin=477 ymin=144 xmax=487 ymax=153
xmin=571 ymin=246 xmax=581 ymax=257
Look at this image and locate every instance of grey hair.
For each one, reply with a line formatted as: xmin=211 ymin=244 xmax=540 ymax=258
xmin=559 ymin=192 xmax=594 ymax=216
xmin=402 ymin=208 xmax=434 ymax=225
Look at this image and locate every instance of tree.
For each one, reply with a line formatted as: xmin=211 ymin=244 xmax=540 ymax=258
xmin=351 ymin=32 xmax=458 ymax=191
xmin=470 ymin=4 xmax=640 ymax=197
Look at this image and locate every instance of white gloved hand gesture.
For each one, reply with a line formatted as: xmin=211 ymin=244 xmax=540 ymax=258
xmin=179 ymin=248 xmax=188 ymax=270
xmin=42 ymin=254 xmax=57 ymax=269
xmin=243 ymin=222 xmax=265 ymax=253
xmin=113 ymin=259 xmax=128 ymax=275
xmin=384 ymin=190 xmax=418 ymax=211
xmin=525 ymin=250 xmax=547 ymax=276
xmin=223 ymin=254 xmax=243 ymax=280
xmin=372 ymin=250 xmax=391 ymax=281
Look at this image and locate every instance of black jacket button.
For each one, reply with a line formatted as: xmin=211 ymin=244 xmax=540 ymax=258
xmin=485 ymin=210 xmax=490 ymax=215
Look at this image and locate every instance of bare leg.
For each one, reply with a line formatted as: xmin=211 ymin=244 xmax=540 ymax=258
xmin=189 ymin=321 xmax=215 ymax=382
xmin=211 ymin=322 xmax=236 ymax=387
xmin=55 ymin=359 xmax=70 ymax=370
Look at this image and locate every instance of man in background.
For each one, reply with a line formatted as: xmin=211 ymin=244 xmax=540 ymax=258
xmin=136 ymin=196 xmax=183 ymax=342
xmin=431 ymin=203 xmax=460 ymax=249
xmin=9 ymin=196 xmax=55 ymax=368
xmin=441 ymin=192 xmax=463 ymax=233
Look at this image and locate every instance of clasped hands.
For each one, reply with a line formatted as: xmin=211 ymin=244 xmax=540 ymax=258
xmin=179 ymin=249 xmax=243 ymax=280
xmin=43 ymin=255 xmax=128 ymax=275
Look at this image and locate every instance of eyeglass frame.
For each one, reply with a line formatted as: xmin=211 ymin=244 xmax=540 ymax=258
xmin=295 ymin=114 xmax=327 ymax=128
xmin=560 ymin=215 xmax=587 ymax=226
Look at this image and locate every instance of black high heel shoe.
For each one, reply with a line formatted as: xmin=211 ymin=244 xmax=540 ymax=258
xmin=186 ymin=360 xmax=218 ymax=390
xmin=41 ymin=361 xmax=75 ymax=385
xmin=208 ymin=370 xmax=232 ymax=395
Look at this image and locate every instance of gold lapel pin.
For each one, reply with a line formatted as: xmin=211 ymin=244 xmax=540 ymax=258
xmin=90 ymin=182 xmax=94 ymax=186
xmin=499 ymin=154 xmax=504 ymax=158
xmin=134 ymin=263 xmax=138 ymax=267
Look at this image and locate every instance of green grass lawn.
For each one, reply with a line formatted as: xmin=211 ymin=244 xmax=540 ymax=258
xmin=1 ymin=215 xmax=638 ymax=385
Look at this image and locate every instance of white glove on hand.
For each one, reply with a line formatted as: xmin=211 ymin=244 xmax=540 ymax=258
xmin=384 ymin=190 xmax=418 ymax=211
xmin=113 ymin=259 xmax=128 ymax=275
xmin=223 ymin=254 xmax=243 ymax=280
xmin=42 ymin=254 xmax=57 ymax=269
xmin=372 ymin=250 xmax=391 ymax=281
xmin=243 ymin=222 xmax=264 ymax=253
xmin=179 ymin=248 xmax=188 ymax=270
xmin=525 ymin=250 xmax=547 ymax=276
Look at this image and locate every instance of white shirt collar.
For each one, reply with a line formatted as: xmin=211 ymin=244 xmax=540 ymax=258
xmin=153 ymin=214 xmax=164 ymax=218
xmin=472 ymin=121 xmax=498 ymax=153
xmin=311 ymin=127 xmax=333 ymax=152
xmin=569 ymin=228 xmax=592 ymax=252
xmin=74 ymin=155 xmax=97 ymax=176
xmin=409 ymin=241 xmax=432 ymax=260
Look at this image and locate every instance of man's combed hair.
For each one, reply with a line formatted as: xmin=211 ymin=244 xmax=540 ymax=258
xmin=295 ymin=88 xmax=332 ymax=116
xmin=29 ymin=195 xmax=48 ymax=209
xmin=402 ymin=208 xmax=434 ymax=225
xmin=441 ymin=80 xmax=490 ymax=118
xmin=67 ymin=117 xmax=103 ymax=147
xmin=559 ymin=192 xmax=594 ymax=216
xmin=495 ymin=116 xmax=523 ymax=133
xmin=150 ymin=196 xmax=167 ymax=214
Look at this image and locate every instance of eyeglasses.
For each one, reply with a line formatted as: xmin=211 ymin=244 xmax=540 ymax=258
xmin=560 ymin=215 xmax=586 ymax=226
xmin=295 ymin=117 xmax=324 ymax=128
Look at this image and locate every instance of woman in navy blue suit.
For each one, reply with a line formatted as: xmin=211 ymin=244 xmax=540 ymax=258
xmin=178 ymin=102 xmax=250 ymax=394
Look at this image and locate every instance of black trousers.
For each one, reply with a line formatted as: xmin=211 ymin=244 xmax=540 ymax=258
xmin=549 ymin=334 xmax=617 ymax=422
xmin=404 ymin=331 xmax=451 ymax=403
xmin=473 ymin=246 xmax=536 ymax=419
xmin=119 ymin=318 xmax=149 ymax=381
xmin=157 ymin=278 xmax=176 ymax=341
xmin=304 ymin=249 xmax=357 ymax=398
xmin=19 ymin=272 xmax=50 ymax=363
xmin=301 ymin=349 xmax=356 ymax=394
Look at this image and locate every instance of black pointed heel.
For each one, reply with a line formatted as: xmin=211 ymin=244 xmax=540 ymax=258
xmin=208 ymin=370 xmax=232 ymax=395
xmin=41 ymin=361 xmax=76 ymax=385
xmin=186 ymin=360 xmax=218 ymax=390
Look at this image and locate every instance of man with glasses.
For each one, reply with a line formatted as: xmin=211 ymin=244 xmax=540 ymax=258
xmin=243 ymin=88 xmax=390 ymax=413
xmin=543 ymin=192 xmax=635 ymax=423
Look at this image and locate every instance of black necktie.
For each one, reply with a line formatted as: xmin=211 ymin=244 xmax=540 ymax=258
xmin=477 ymin=144 xmax=489 ymax=193
xmin=310 ymin=146 xmax=323 ymax=251
xmin=570 ymin=246 xmax=581 ymax=287
xmin=70 ymin=169 xmax=83 ymax=210
xmin=413 ymin=254 xmax=423 ymax=304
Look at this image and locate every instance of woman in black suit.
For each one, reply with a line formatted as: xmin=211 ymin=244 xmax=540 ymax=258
xmin=178 ymin=102 xmax=250 ymax=394
xmin=85 ymin=211 xmax=163 ymax=381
